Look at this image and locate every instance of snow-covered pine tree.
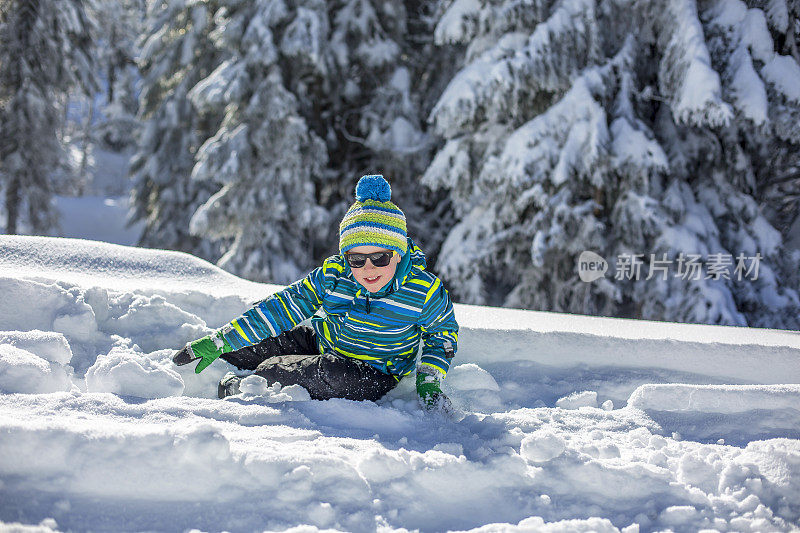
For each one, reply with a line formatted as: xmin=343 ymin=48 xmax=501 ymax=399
xmin=185 ymin=1 xmax=330 ymax=283
xmin=745 ymin=0 xmax=800 ymax=236
xmin=325 ymin=0 xmax=460 ymax=260
xmin=325 ymin=1 xmax=437 ymax=237
xmin=91 ymin=0 xmax=145 ymax=153
xmin=0 ymin=0 xmax=97 ymax=234
xmin=184 ymin=0 xmax=454 ymax=282
xmin=129 ymin=0 xmax=223 ymax=260
xmin=424 ymin=0 xmax=800 ymax=328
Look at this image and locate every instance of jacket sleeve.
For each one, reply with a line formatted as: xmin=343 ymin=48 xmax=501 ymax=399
xmin=216 ymin=257 xmax=339 ymax=350
xmin=417 ymin=277 xmax=459 ymax=377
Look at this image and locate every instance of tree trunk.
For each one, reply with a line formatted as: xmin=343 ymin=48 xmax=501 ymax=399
xmin=6 ymin=176 xmax=19 ymax=235
xmin=107 ymin=20 xmax=116 ymax=105
xmin=78 ymin=100 xmax=94 ymax=194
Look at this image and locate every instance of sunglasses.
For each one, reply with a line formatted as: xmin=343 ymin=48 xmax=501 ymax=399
xmin=344 ymin=251 xmax=394 ymax=268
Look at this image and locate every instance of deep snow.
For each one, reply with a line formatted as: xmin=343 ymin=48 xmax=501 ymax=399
xmin=0 ymin=235 xmax=798 ymax=532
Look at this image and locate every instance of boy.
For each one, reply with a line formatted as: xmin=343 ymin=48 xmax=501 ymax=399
xmin=173 ymin=175 xmax=459 ymax=409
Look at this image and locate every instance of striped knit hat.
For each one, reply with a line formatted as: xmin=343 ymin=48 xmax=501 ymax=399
xmin=339 ymin=175 xmax=408 ymax=256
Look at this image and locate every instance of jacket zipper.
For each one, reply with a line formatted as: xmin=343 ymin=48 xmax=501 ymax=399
xmin=366 ymin=294 xmax=371 ymax=314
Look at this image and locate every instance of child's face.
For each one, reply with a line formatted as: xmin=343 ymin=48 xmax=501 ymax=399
xmin=346 ymin=245 xmax=401 ymax=293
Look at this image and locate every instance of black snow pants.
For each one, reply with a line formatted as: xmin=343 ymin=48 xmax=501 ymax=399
xmin=219 ymin=325 xmax=399 ymax=401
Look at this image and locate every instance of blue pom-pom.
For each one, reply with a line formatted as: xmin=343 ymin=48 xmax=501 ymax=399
xmin=355 ymin=175 xmax=392 ymax=202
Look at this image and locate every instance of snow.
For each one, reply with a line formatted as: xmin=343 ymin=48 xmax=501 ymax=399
xmin=1 ymin=235 xmax=799 ymax=532
xmin=705 ymin=1 xmax=774 ymax=124
xmin=85 ymin=345 xmax=184 ymax=399
xmin=0 ymin=234 xmax=265 ymax=298
xmin=434 ymin=0 xmax=482 ymax=45
xmin=629 ymin=384 xmax=800 ymax=413
xmin=610 ymin=118 xmax=669 ymax=171
xmin=520 ymin=430 xmax=567 ymax=463
xmin=556 ymin=391 xmax=598 ymax=410
xmin=761 ymin=54 xmax=800 ymax=104
xmin=54 ymin=195 xmax=143 ymax=247
xmin=420 ymin=137 xmax=471 ymax=193
xmin=729 ymin=45 xmax=769 ymax=124
xmin=188 ymin=60 xmax=249 ymax=112
xmin=430 ymin=32 xmax=529 ymax=134
xmin=0 ymin=344 xmax=74 ymax=395
xmin=487 ymin=78 xmax=609 ymax=189
xmin=663 ymin=0 xmax=734 ymax=127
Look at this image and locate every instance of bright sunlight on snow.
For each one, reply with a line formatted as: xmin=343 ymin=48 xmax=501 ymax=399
xmin=0 ymin=235 xmax=798 ymax=532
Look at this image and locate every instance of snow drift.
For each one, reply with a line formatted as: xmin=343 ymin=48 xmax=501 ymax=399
xmin=0 ymin=235 xmax=798 ymax=532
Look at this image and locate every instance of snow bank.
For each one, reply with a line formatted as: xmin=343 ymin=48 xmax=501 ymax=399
xmin=0 ymin=234 xmax=267 ymax=299
xmin=629 ymin=384 xmax=800 ymax=413
xmin=4 ymin=235 xmax=799 ymax=393
xmin=628 ymin=384 xmax=800 ymax=445
xmin=0 ymin=235 xmax=277 ymax=397
xmin=456 ymin=303 xmax=800 ymax=385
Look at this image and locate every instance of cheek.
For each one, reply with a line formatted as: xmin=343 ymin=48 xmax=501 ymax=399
xmin=353 ymin=264 xmax=395 ymax=283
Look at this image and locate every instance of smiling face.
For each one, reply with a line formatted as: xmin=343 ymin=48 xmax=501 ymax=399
xmin=347 ymin=245 xmax=401 ymax=293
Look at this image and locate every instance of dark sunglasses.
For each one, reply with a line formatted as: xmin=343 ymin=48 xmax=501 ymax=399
xmin=344 ymin=251 xmax=394 ymax=268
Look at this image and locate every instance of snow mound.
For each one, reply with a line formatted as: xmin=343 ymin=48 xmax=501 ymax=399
xmin=455 ymin=304 xmax=800 ymax=385
xmin=556 ymin=390 xmax=598 ymax=409
xmin=237 ymin=375 xmax=312 ymax=402
xmin=0 ymin=330 xmax=73 ymax=365
xmin=0 ymin=330 xmax=75 ymax=394
xmin=0 ymin=234 xmax=267 ymax=298
xmin=0 ymin=344 xmax=74 ymax=394
xmin=85 ymin=345 xmax=184 ymax=398
xmin=520 ymin=430 xmax=566 ymax=463
xmin=447 ymin=363 xmax=501 ymax=391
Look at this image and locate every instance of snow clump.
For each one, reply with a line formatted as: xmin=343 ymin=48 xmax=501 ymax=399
xmin=556 ymin=390 xmax=598 ymax=409
xmin=85 ymin=345 xmax=184 ymax=398
xmin=520 ymin=429 xmax=567 ymax=463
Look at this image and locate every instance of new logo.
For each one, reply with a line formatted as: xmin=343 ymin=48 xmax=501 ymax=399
xmin=578 ymin=251 xmax=608 ymax=282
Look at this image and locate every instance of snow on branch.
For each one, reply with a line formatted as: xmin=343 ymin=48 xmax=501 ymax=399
xmin=655 ymin=0 xmax=733 ymax=127
xmin=481 ymin=73 xmax=610 ymax=195
xmin=188 ymin=60 xmax=249 ymax=113
xmin=434 ymin=0 xmax=482 ymax=45
xmin=430 ymin=0 xmax=600 ymax=135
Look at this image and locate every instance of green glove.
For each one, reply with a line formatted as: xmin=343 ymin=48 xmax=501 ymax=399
xmin=416 ymin=371 xmax=451 ymax=411
xmin=172 ymin=334 xmax=232 ymax=374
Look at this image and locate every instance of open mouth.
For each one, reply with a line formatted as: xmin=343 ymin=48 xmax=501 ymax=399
xmin=363 ymin=276 xmax=381 ymax=284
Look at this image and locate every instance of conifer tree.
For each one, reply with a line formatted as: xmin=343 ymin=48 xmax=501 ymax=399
xmin=129 ymin=0 xmax=223 ymax=260
xmin=185 ymin=1 xmax=330 ymax=282
xmin=0 ymin=0 xmax=97 ymax=234
xmin=91 ymin=0 xmax=145 ymax=153
xmin=326 ymin=0 xmax=458 ymax=256
xmin=184 ymin=0 xmax=453 ymax=281
xmin=424 ymin=0 xmax=800 ymax=328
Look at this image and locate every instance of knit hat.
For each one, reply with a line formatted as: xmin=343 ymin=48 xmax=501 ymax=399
xmin=339 ymin=175 xmax=408 ymax=256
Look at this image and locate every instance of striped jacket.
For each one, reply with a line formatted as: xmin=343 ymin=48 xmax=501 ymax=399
xmin=216 ymin=239 xmax=459 ymax=378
